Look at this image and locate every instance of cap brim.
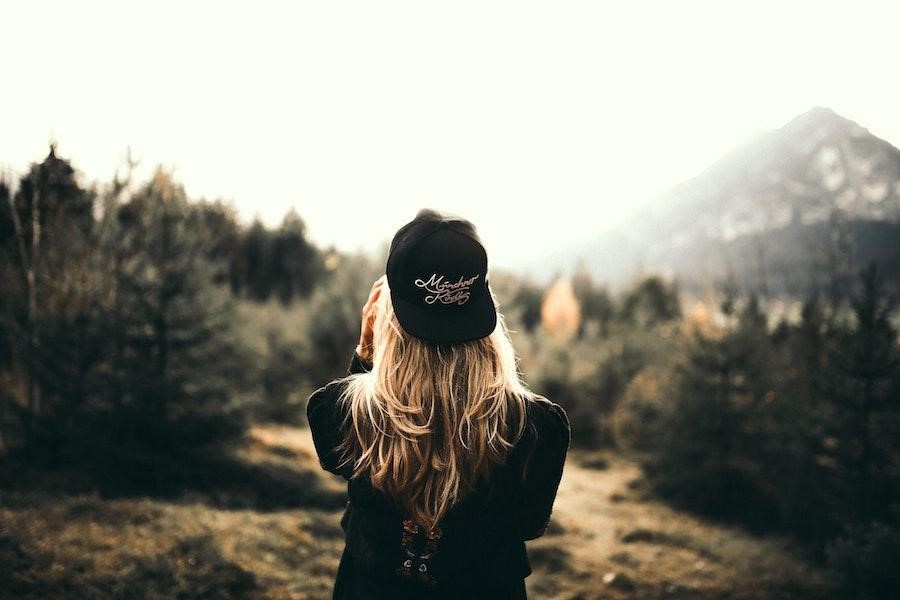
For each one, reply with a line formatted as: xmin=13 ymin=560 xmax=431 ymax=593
xmin=390 ymin=286 xmax=498 ymax=343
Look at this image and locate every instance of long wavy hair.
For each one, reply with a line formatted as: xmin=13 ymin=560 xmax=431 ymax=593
xmin=334 ymin=281 xmax=531 ymax=531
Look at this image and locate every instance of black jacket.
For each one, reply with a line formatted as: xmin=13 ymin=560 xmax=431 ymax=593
xmin=306 ymin=351 xmax=571 ymax=599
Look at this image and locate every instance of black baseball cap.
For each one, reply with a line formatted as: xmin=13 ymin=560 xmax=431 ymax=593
xmin=386 ymin=209 xmax=497 ymax=343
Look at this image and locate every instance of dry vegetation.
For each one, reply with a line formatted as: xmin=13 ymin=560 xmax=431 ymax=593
xmin=0 ymin=425 xmax=835 ymax=599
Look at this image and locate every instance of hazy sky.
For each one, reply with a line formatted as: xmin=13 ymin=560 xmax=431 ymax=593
xmin=3 ymin=1 xmax=899 ymax=268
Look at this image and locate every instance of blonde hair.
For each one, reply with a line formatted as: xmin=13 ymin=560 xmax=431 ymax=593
xmin=334 ymin=281 xmax=530 ymax=531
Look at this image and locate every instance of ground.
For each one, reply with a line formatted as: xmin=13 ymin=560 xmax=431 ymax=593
xmin=0 ymin=424 xmax=835 ymax=599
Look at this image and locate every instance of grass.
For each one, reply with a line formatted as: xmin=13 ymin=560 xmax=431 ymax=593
xmin=0 ymin=425 xmax=837 ymax=599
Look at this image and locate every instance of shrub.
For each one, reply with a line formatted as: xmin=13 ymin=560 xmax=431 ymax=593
xmin=826 ymin=514 xmax=900 ymax=600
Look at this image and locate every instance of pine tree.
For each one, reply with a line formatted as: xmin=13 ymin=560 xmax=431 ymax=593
xmin=571 ymin=262 xmax=614 ymax=337
xmin=834 ymin=262 xmax=899 ymax=522
xmin=649 ymin=292 xmax=783 ymax=530
xmin=272 ymin=209 xmax=323 ymax=305
xmin=0 ymin=145 xmax=97 ymax=438
xmin=103 ymin=168 xmax=246 ymax=428
xmin=619 ymin=276 xmax=681 ymax=328
xmin=239 ymin=219 xmax=273 ymax=301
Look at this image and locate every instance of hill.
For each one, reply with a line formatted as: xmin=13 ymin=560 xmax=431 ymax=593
xmin=529 ymin=107 xmax=900 ymax=297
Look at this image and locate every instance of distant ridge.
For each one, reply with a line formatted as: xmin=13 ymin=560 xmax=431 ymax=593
xmin=525 ymin=108 xmax=900 ymax=298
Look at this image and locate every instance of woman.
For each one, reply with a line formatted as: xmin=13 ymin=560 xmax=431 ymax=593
xmin=307 ymin=209 xmax=570 ymax=599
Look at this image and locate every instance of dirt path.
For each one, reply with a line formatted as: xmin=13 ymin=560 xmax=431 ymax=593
xmin=524 ymin=451 xmax=833 ymax=599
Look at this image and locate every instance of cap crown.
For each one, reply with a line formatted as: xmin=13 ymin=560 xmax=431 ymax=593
xmin=386 ymin=209 xmax=496 ymax=342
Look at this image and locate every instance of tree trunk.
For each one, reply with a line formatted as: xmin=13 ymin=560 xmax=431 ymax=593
xmin=7 ymin=177 xmax=41 ymax=435
xmin=27 ymin=178 xmax=42 ymax=425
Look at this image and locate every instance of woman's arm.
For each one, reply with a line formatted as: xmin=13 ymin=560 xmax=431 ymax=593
xmin=306 ymin=349 xmax=370 ymax=479
xmin=306 ymin=380 xmax=355 ymax=479
xmin=516 ymin=400 xmax=571 ymax=541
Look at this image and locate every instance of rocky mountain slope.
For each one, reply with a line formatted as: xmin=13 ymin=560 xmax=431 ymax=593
xmin=530 ymin=108 xmax=900 ymax=297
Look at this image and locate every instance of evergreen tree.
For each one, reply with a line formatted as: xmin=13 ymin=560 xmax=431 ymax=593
xmin=271 ymin=209 xmax=323 ymax=305
xmin=769 ymin=294 xmax=844 ymax=542
xmin=832 ymin=262 xmax=899 ymax=523
xmin=0 ymin=145 xmax=97 ymax=437
xmin=509 ymin=279 xmax=544 ymax=333
xmin=571 ymin=263 xmax=614 ymax=336
xmin=103 ymin=168 xmax=247 ymax=427
xmin=619 ymin=276 xmax=681 ymax=328
xmin=186 ymin=200 xmax=242 ymax=291
xmin=239 ymin=219 xmax=274 ymax=301
xmin=647 ymin=293 xmax=784 ymax=531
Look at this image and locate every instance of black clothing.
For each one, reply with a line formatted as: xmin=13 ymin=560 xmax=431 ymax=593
xmin=306 ymin=351 xmax=571 ymax=600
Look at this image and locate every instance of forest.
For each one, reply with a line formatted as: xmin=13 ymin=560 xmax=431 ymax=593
xmin=1 ymin=146 xmax=898 ymax=599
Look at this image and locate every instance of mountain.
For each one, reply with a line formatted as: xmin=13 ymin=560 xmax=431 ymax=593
xmin=527 ymin=108 xmax=900 ymax=298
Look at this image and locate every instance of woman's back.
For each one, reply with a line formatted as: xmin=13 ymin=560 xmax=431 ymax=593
xmin=307 ymin=351 xmax=570 ymax=599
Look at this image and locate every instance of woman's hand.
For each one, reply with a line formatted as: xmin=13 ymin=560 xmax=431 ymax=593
xmin=355 ymin=275 xmax=386 ymax=364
